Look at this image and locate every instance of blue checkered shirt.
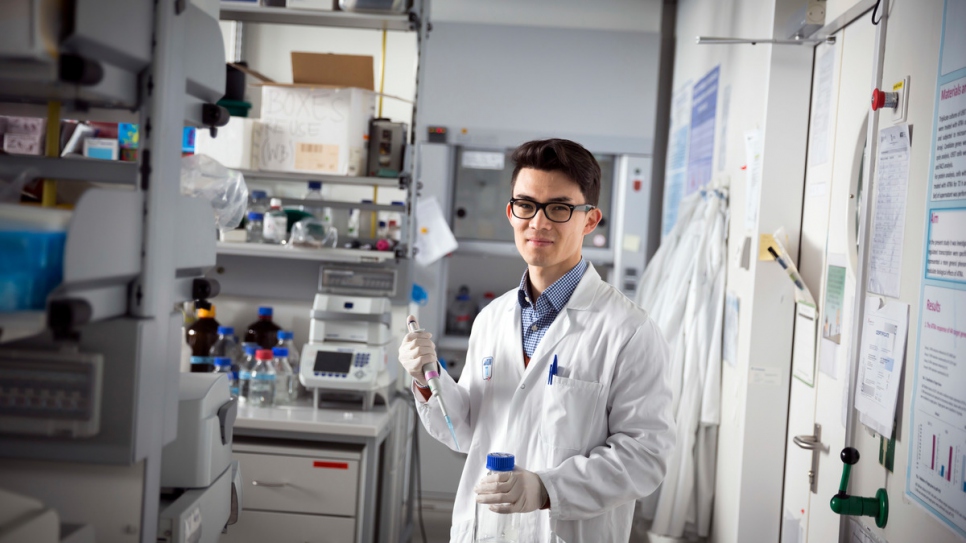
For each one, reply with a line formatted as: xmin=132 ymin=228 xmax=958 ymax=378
xmin=518 ymin=259 xmax=588 ymax=358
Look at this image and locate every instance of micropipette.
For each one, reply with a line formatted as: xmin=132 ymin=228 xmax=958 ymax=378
xmin=407 ymin=317 xmax=460 ymax=451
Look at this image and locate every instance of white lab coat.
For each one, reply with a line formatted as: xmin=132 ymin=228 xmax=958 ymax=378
xmin=635 ymin=191 xmax=727 ymax=539
xmin=416 ymin=264 xmax=675 ymax=543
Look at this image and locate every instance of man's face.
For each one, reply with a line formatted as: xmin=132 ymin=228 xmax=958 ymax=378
xmin=506 ymin=168 xmax=601 ymax=275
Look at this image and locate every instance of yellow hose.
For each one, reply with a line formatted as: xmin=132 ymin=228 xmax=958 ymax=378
xmin=42 ymin=101 xmax=61 ymax=207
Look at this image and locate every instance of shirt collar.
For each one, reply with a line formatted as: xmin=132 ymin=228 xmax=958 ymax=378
xmin=517 ymin=259 xmax=588 ymax=311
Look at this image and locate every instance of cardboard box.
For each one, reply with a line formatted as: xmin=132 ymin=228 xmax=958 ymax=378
xmin=195 ymin=117 xmax=255 ymax=170
xmin=3 ymin=133 xmax=43 ymax=155
xmin=83 ymin=138 xmax=119 ymax=160
xmin=248 ymin=52 xmax=374 ymax=176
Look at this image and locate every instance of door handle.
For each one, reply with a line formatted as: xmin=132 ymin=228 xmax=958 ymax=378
xmin=792 ymin=423 xmax=827 ymax=494
xmin=794 ymin=434 xmax=828 ymax=451
xmin=252 ymin=480 xmax=288 ymax=488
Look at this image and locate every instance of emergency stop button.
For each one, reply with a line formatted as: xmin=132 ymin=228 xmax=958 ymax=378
xmin=871 ymin=88 xmax=898 ymax=111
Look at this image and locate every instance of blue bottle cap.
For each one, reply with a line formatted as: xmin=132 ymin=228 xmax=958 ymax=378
xmin=278 ymin=330 xmax=293 ymax=340
xmin=258 ymin=306 xmax=273 ymax=317
xmin=457 ymin=293 xmax=471 ymax=301
xmin=272 ymin=347 xmax=288 ymax=357
xmin=214 ymin=356 xmax=232 ymax=366
xmin=217 ymin=326 xmax=234 ymax=335
xmin=247 ymin=211 xmax=264 ymax=220
xmin=308 ymin=181 xmax=322 ymax=190
xmin=486 ymin=453 xmax=515 ymax=472
xmin=378 ymin=221 xmax=387 ymax=227
xmin=391 ymin=200 xmax=405 ymax=206
xmin=251 ymin=190 xmax=267 ymax=199
xmin=243 ymin=345 xmax=257 ymax=355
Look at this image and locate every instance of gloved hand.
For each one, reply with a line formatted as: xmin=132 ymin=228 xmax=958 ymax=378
xmin=474 ymin=468 xmax=548 ymax=514
xmin=398 ymin=317 xmax=438 ymax=387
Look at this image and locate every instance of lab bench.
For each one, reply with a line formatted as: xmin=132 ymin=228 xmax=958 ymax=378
xmin=223 ymin=397 xmax=414 ymax=543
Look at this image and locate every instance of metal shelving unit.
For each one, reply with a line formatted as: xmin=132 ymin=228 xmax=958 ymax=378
xmin=219 ymin=3 xmax=416 ymax=31
xmin=238 ymin=168 xmax=408 ymax=188
xmin=0 ymin=1 xmax=229 ymax=542
xmin=216 ymin=241 xmax=399 ymax=264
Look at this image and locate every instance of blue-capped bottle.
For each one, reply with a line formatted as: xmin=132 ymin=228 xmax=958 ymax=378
xmin=213 ymin=356 xmax=238 ymax=398
xmin=475 ymin=453 xmax=522 ymax=543
xmin=245 ymin=306 xmax=281 ymax=349
xmin=238 ymin=344 xmax=257 ymax=401
xmin=272 ymin=346 xmax=295 ymax=405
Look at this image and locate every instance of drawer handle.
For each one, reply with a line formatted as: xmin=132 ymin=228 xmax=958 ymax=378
xmin=252 ymin=480 xmax=288 ymax=488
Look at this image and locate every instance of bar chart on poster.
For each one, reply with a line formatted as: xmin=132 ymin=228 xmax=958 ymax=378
xmin=915 ymin=414 xmax=966 ymax=492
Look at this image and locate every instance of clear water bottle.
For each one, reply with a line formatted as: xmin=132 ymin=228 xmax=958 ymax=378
xmin=475 ymin=453 xmax=521 ymax=543
xmin=249 ymin=349 xmax=277 ymax=407
xmin=249 ymin=190 xmax=270 ymax=214
xmin=304 ymin=181 xmax=324 ymax=200
xmin=277 ymin=331 xmax=304 ymax=395
xmin=213 ymin=356 xmax=238 ymax=397
xmin=238 ymin=344 xmax=257 ymax=401
xmin=272 ymin=347 xmax=296 ymax=405
xmin=209 ymin=326 xmax=242 ymax=365
xmin=246 ymin=211 xmax=265 ymax=244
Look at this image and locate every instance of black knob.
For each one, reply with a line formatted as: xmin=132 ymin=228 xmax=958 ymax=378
xmin=192 ymin=278 xmax=220 ymax=301
xmin=841 ymin=447 xmax=860 ymax=465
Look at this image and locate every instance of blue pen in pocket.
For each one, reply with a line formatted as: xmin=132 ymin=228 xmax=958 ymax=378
xmin=548 ymin=354 xmax=558 ymax=385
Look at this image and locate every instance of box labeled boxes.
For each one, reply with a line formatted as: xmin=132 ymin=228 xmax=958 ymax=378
xmin=195 ymin=117 xmax=255 ymax=170
xmin=249 ymin=52 xmax=374 ymax=176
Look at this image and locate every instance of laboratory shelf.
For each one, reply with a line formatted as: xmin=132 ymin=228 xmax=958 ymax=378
xmin=0 ymin=65 xmax=139 ymax=111
xmin=272 ymin=196 xmax=407 ymax=213
xmin=0 ymin=102 xmax=139 ymax=124
xmin=0 ymin=311 xmax=46 ymax=345
xmin=219 ymin=4 xmax=416 ymax=31
xmin=0 ymin=155 xmax=137 ymax=186
xmin=237 ymin=169 xmax=407 ymax=188
xmin=437 ymin=334 xmax=469 ymax=352
xmin=216 ymin=241 xmax=398 ymax=264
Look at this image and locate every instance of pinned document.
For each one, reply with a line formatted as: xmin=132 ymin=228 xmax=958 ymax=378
xmin=853 ymin=296 xmax=909 ymax=437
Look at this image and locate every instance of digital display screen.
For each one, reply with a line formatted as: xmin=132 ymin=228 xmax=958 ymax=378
xmin=313 ymin=351 xmax=353 ymax=374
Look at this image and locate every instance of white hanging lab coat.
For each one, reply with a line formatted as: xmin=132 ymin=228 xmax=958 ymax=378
xmin=416 ymin=264 xmax=675 ymax=543
xmin=635 ymin=191 xmax=727 ymax=539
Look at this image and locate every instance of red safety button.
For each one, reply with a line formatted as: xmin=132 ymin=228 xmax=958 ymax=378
xmin=633 ymin=180 xmax=642 ymax=191
xmin=871 ymin=88 xmax=885 ymax=111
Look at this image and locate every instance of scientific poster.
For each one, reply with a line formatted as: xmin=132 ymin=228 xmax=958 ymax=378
xmin=907 ymin=2 xmax=966 ymax=538
xmin=661 ymin=82 xmax=693 ymax=238
xmin=686 ymin=66 xmax=719 ymax=195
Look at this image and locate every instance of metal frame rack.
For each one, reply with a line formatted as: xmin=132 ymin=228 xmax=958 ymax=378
xmin=0 ymin=1 xmax=228 ymax=542
xmin=213 ymin=4 xmax=431 ymax=543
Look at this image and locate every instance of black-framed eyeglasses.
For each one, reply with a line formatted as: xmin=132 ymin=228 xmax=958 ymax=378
xmin=508 ymin=198 xmax=596 ymax=223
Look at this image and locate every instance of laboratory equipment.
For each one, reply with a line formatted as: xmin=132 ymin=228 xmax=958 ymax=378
xmin=159 ymin=372 xmax=240 ymax=543
xmin=245 ymin=211 xmax=264 ymax=244
xmin=244 ymin=306 xmax=280 ymax=349
xmin=187 ymin=305 xmax=220 ymax=368
xmin=272 ymin=346 xmax=296 ymax=405
xmin=0 ymin=347 xmax=103 ymax=438
xmin=249 ymin=349 xmax=276 ymax=407
xmin=446 ymin=285 xmax=475 ymax=335
xmin=248 ymin=190 xmax=269 ymax=214
xmin=213 ymin=357 xmax=238 ymax=397
xmin=366 ymin=118 xmax=408 ymax=177
xmin=209 ymin=326 xmax=242 ymax=364
xmin=304 ymin=181 xmax=324 ymax=200
xmin=475 ymin=453 xmax=521 ymax=543
xmin=299 ymin=293 xmax=393 ymax=410
xmin=829 ymin=447 xmax=888 ymax=528
xmin=408 ymin=317 xmax=460 ymax=450
xmin=263 ymin=198 xmax=287 ymax=244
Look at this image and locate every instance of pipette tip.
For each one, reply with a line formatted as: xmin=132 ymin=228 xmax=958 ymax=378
xmin=445 ymin=416 xmax=460 ymax=451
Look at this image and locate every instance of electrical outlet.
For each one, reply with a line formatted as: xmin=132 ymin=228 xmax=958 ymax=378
xmin=892 ymin=76 xmax=910 ymax=124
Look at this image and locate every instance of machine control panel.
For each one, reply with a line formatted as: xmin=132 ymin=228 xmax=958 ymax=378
xmin=299 ymin=343 xmax=387 ymax=391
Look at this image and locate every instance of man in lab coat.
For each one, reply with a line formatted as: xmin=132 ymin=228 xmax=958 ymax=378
xmin=399 ymin=138 xmax=675 ymax=542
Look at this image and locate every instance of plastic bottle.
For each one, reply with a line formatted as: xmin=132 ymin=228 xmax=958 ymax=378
xmin=376 ymin=220 xmax=388 ymax=238
xmin=209 ymin=326 xmax=242 ymax=365
xmin=277 ymin=331 xmax=305 ymax=398
xmin=475 ymin=453 xmax=522 ymax=543
xmin=189 ymin=355 xmax=212 ymax=373
xmin=213 ymin=356 xmax=238 ymax=397
xmin=304 ymin=181 xmax=324 ymax=200
xmin=246 ymin=211 xmax=265 ymax=244
xmin=347 ymin=207 xmax=360 ymax=238
xmin=238 ymin=344 xmax=257 ymax=401
xmin=447 ymin=286 xmax=475 ymax=336
xmin=186 ymin=305 xmax=220 ymax=371
xmin=248 ymin=190 xmax=270 ymax=214
xmin=249 ymin=349 xmax=277 ymax=407
xmin=245 ymin=306 xmax=281 ymax=349
xmin=272 ymin=347 xmax=296 ymax=405
xmin=263 ymin=198 xmax=288 ymax=244
xmin=389 ymin=201 xmax=405 ymax=242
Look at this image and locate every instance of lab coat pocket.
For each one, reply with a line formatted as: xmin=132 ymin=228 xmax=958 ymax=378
xmin=539 ymin=376 xmax=602 ymax=451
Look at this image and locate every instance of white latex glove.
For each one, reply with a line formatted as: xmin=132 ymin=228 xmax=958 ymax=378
xmin=474 ymin=468 xmax=548 ymax=514
xmin=397 ymin=318 xmax=437 ymax=387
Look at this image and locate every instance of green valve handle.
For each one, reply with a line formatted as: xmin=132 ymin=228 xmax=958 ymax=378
xmin=829 ymin=447 xmax=888 ymax=528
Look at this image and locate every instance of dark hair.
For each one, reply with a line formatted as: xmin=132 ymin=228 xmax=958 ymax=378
xmin=510 ymin=139 xmax=601 ymax=206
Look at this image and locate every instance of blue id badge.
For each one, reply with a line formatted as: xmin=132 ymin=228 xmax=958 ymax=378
xmin=482 ymin=357 xmax=493 ymax=380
